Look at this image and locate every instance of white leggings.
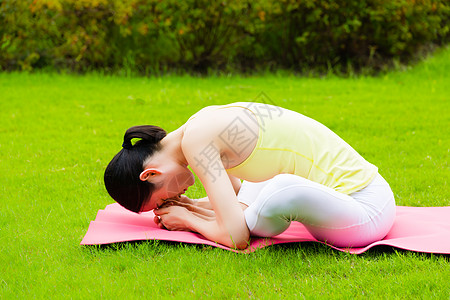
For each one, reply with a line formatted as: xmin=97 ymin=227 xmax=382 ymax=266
xmin=239 ymin=174 xmax=396 ymax=247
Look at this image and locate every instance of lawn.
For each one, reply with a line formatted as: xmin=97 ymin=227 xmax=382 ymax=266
xmin=0 ymin=47 xmax=449 ymax=298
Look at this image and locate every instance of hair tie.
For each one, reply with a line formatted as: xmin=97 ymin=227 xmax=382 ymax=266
xmin=122 ymin=141 xmax=133 ymax=150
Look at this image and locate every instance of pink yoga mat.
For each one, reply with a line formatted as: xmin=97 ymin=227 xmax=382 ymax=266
xmin=81 ymin=204 xmax=450 ymax=254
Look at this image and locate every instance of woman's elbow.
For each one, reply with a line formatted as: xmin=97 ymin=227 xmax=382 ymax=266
xmin=227 ymin=228 xmax=250 ymax=250
xmin=234 ymin=237 xmax=250 ymax=250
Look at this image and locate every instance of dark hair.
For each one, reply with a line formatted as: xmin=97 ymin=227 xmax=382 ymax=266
xmin=104 ymin=125 xmax=167 ymax=213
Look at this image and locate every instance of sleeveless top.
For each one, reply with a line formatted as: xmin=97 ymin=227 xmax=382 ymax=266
xmin=216 ymin=102 xmax=378 ymax=195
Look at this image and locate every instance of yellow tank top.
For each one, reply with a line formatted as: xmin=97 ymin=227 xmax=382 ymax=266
xmin=222 ymin=102 xmax=378 ymax=195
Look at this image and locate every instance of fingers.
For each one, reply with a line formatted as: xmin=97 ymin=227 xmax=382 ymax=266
xmin=159 ymin=200 xmax=180 ymax=209
xmin=154 ymin=215 xmax=166 ymax=229
xmin=154 ymin=205 xmax=187 ymax=215
xmin=164 ymin=199 xmax=186 ymax=207
xmin=179 ymin=195 xmax=194 ymax=204
xmin=154 ymin=207 xmax=170 ymax=215
xmin=153 ymin=212 xmax=166 ymax=229
xmin=159 ymin=200 xmax=192 ymax=212
xmin=158 ymin=201 xmax=214 ymax=218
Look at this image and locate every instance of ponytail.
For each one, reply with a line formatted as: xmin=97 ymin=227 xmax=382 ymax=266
xmin=122 ymin=125 xmax=167 ymax=150
xmin=104 ymin=125 xmax=167 ymax=213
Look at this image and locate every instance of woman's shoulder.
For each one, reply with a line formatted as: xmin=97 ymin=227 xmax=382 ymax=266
xmin=182 ymin=102 xmax=259 ymax=147
xmin=185 ymin=103 xmax=256 ymax=129
xmin=185 ymin=105 xmax=222 ymax=123
xmin=183 ymin=105 xmax=228 ymax=135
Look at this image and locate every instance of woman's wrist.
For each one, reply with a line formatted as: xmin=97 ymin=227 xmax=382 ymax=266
xmin=184 ymin=211 xmax=201 ymax=232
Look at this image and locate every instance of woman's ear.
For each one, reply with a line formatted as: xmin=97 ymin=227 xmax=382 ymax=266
xmin=139 ymin=168 xmax=162 ymax=181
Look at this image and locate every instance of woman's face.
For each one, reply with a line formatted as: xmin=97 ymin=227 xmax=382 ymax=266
xmin=140 ymin=163 xmax=195 ymax=212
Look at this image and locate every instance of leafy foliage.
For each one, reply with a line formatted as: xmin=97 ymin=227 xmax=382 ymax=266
xmin=1 ymin=0 xmax=449 ymax=74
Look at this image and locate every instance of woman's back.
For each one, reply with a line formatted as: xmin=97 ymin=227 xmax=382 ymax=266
xmin=185 ymin=102 xmax=378 ymax=194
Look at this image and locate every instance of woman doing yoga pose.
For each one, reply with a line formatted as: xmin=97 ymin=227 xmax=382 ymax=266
xmin=104 ymin=102 xmax=395 ymax=249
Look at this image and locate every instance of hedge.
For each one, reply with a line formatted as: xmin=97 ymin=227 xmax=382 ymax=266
xmin=1 ymin=0 xmax=449 ymax=74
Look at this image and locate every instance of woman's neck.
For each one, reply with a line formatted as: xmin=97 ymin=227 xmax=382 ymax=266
xmin=160 ymin=127 xmax=188 ymax=166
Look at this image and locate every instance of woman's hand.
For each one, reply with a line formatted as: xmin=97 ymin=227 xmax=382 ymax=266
xmin=154 ymin=205 xmax=192 ymax=231
xmin=177 ymin=195 xmax=196 ymax=205
xmin=158 ymin=199 xmax=216 ymax=221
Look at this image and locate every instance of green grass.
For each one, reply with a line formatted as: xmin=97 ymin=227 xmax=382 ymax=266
xmin=1 ymin=47 xmax=449 ymax=298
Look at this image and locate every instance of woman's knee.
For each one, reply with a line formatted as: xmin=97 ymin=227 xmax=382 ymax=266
xmin=245 ymin=207 xmax=291 ymax=237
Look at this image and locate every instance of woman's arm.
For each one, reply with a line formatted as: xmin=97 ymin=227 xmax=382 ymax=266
xmin=155 ymin=109 xmax=252 ymax=249
xmin=181 ymin=174 xmax=241 ymax=210
xmin=176 ymin=195 xmax=211 ymax=209
xmin=192 ymin=197 xmax=214 ymax=210
xmin=162 ymin=198 xmax=216 ymax=218
xmin=154 ymin=199 xmax=217 ymax=230
xmin=182 ymin=160 xmax=249 ymax=248
xmin=181 ymin=130 xmax=249 ymax=248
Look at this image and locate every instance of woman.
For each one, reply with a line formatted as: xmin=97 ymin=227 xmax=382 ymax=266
xmin=104 ymin=102 xmax=395 ymax=249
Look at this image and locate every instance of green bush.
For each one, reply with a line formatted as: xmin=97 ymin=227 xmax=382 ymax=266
xmin=0 ymin=0 xmax=449 ymax=74
xmin=244 ymin=0 xmax=450 ymax=72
